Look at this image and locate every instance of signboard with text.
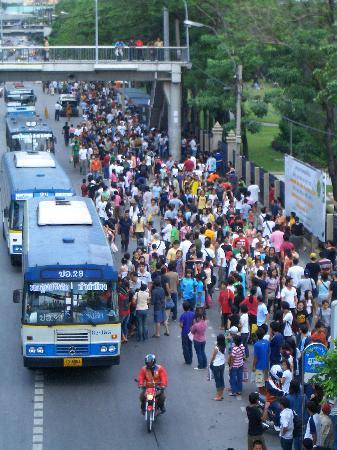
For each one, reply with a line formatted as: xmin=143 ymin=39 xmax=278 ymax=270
xmin=284 ymin=155 xmax=326 ymax=241
xmin=303 ymin=342 xmax=327 ymax=383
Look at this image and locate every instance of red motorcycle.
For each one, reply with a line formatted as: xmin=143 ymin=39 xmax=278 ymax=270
xmin=144 ymin=383 xmax=163 ymax=433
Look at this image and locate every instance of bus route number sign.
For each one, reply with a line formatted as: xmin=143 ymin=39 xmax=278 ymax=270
xmin=40 ymin=269 xmax=102 ymax=280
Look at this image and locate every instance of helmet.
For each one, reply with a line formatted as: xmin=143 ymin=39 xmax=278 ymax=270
xmin=270 ymin=365 xmax=283 ymax=381
xmin=145 ymin=354 xmax=156 ymax=368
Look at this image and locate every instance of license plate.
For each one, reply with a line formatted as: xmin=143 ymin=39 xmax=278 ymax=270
xmin=63 ymin=358 xmax=83 ymax=367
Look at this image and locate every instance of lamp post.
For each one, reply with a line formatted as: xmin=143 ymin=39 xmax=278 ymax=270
xmin=183 ymin=1 xmax=190 ymax=62
xmin=95 ymin=0 xmax=98 ymax=64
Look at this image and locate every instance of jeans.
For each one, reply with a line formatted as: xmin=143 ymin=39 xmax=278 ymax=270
xmin=269 ymin=400 xmax=281 ymax=427
xmin=121 ymin=314 xmax=130 ymax=337
xmin=211 ymin=364 xmax=225 ymax=389
xmin=280 ymin=437 xmax=293 ymax=450
xmin=229 ymin=366 xmax=243 ymax=394
xmin=193 ymin=340 xmax=207 ymax=369
xmin=241 ymin=332 xmax=249 ymax=358
xmin=103 ymin=166 xmax=109 ymax=179
xmin=331 ymin=414 xmax=337 ymax=450
xmin=181 ymin=334 xmax=192 ymax=364
xmin=121 ymin=233 xmax=130 ymax=252
xmin=185 ymin=297 xmax=195 ymax=311
xmin=293 ymin=436 xmax=301 ymax=450
xmin=136 ymin=310 xmax=148 ymax=341
xmin=79 ymin=159 xmax=87 ymax=176
xmin=170 ymin=292 xmax=178 ymax=320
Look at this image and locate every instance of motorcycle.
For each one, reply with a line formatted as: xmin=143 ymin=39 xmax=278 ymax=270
xmin=257 ymin=394 xmax=279 ymax=433
xmin=144 ymin=384 xmax=163 ymax=433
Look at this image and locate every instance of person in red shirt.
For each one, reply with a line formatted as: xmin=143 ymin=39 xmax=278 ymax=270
xmin=80 ymin=179 xmax=88 ymax=197
xmin=183 ymin=157 xmax=194 ymax=172
xmin=138 ymin=354 xmax=168 ymax=413
xmin=218 ymin=281 xmax=235 ymax=329
xmin=232 ymin=230 xmax=250 ymax=253
xmin=280 ymin=235 xmax=295 ymax=261
xmin=240 ymin=287 xmax=258 ymax=331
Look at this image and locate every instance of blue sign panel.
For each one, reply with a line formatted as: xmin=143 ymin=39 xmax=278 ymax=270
xmin=40 ymin=269 xmax=102 ymax=280
xmin=303 ymin=342 xmax=327 ymax=382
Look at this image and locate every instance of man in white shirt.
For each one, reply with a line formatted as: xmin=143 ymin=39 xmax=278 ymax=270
xmin=180 ymin=235 xmax=193 ymax=261
xmin=215 ymin=242 xmax=226 ymax=288
xmin=279 ymin=397 xmax=294 ymax=447
xmin=247 ymin=184 xmax=260 ymax=204
xmin=161 ymin=222 xmax=172 ymax=247
xmin=79 ymin=147 xmax=88 ymax=175
xmin=287 ymin=258 xmax=304 ymax=288
xmin=262 ymin=214 xmax=275 ymax=238
xmin=282 ymin=302 xmax=293 ymax=341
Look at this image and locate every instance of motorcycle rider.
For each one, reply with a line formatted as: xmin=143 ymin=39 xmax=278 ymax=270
xmin=138 ymin=354 xmax=168 ymax=414
xmin=264 ymin=364 xmax=284 ymax=431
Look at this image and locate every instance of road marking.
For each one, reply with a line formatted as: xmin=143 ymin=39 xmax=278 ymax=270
xmin=32 ymin=370 xmax=44 ymax=450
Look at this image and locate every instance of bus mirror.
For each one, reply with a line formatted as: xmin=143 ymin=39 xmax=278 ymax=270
xmin=4 ymin=207 xmax=8 ymax=218
xmin=13 ymin=289 xmax=22 ymax=304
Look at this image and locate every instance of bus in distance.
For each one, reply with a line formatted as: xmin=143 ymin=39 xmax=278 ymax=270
xmin=13 ymin=197 xmax=120 ymax=368
xmin=1 ymin=151 xmax=74 ymax=264
xmin=6 ymin=115 xmax=55 ymax=153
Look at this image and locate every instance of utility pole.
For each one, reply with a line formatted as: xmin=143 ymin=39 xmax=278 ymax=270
xmin=95 ymin=0 xmax=98 ymax=64
xmin=290 ymin=121 xmax=293 ymax=156
xmin=163 ymin=6 xmax=169 ymax=61
xmin=183 ymin=1 xmax=190 ymax=61
xmin=235 ymin=64 xmax=243 ymax=154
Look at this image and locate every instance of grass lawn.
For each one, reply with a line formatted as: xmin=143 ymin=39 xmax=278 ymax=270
xmin=247 ymin=125 xmax=284 ymax=173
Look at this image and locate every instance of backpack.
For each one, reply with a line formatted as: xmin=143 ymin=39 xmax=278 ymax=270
xmin=292 ymin=410 xmax=302 ymax=438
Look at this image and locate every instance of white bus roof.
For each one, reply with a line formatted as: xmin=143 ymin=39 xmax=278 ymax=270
xmin=14 ymin=152 xmax=56 ymax=168
xmin=38 ymin=200 xmax=93 ymax=226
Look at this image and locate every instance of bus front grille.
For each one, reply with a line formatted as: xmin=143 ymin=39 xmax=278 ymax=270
xmin=56 ymin=344 xmax=89 ymax=356
xmin=56 ymin=331 xmax=89 ymax=342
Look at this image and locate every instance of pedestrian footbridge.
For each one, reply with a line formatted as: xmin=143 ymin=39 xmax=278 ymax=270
xmin=0 ymin=45 xmax=190 ymax=161
xmin=0 ymin=46 xmax=189 ymax=82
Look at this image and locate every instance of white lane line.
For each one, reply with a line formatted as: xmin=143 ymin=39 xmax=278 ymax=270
xmin=32 ymin=370 xmax=44 ymax=450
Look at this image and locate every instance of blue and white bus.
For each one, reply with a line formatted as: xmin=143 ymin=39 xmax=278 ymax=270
xmin=13 ymin=196 xmax=120 ymax=368
xmin=6 ymin=115 xmax=55 ymax=153
xmin=1 ymin=151 xmax=74 ymax=264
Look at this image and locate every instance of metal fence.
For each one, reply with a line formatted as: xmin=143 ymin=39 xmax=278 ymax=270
xmin=0 ymin=46 xmax=189 ymax=64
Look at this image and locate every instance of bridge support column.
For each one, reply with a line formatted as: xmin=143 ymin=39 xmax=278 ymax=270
xmin=164 ymin=80 xmax=181 ymax=162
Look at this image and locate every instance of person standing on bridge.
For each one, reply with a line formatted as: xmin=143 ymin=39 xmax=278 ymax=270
xmin=43 ymin=37 xmax=49 ymax=62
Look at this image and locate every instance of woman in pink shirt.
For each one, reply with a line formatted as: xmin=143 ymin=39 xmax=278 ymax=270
xmin=269 ymin=224 xmax=284 ymax=254
xmin=191 ymin=309 xmax=208 ymax=370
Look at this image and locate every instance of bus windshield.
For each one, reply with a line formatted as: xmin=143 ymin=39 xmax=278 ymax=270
xmin=12 ymin=133 xmax=54 ymax=152
xmin=10 ymin=200 xmax=24 ymax=230
xmin=24 ymin=281 xmax=119 ymax=325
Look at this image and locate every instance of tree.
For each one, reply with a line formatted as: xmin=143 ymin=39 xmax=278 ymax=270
xmin=314 ymin=342 xmax=337 ymax=399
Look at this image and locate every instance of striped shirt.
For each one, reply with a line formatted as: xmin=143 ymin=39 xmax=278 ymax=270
xmin=231 ymin=344 xmax=245 ymax=368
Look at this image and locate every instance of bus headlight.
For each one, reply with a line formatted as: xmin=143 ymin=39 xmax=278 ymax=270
xmin=108 ymin=345 xmax=115 ymax=353
xmin=100 ymin=345 xmax=107 ymax=353
xmin=28 ymin=346 xmax=36 ymax=354
xmin=36 ymin=347 xmax=44 ymax=354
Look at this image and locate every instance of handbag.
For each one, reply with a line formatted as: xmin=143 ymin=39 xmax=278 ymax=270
xmin=165 ymin=296 xmax=174 ymax=309
xmin=110 ymin=241 xmax=118 ymax=253
xmin=188 ymin=331 xmax=194 ymax=341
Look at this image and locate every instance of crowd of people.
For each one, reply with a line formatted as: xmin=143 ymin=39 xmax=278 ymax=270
xmin=54 ymin=79 xmax=337 ymax=450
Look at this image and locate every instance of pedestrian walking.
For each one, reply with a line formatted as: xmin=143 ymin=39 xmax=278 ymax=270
xmin=179 ymin=301 xmax=194 ymax=365
xmin=190 ymin=309 xmax=207 ymax=370
xmin=134 ymin=283 xmax=150 ymax=341
xmin=54 ymin=101 xmax=62 ymax=121
xmin=209 ymin=334 xmax=226 ymax=401
xmin=151 ymin=278 xmax=168 ymax=338
xmin=228 ymin=334 xmax=245 ymax=396
xmin=246 ymin=392 xmax=267 ymax=450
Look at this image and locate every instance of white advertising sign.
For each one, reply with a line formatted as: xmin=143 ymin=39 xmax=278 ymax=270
xmin=284 ymin=155 xmax=326 ymax=240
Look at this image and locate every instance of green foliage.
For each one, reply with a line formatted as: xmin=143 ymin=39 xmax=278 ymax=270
xmin=313 ymin=343 xmax=337 ymax=399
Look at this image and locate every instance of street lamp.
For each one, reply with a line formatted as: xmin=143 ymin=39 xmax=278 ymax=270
xmin=95 ymin=0 xmax=98 ymax=64
xmin=183 ymin=19 xmax=217 ymax=34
